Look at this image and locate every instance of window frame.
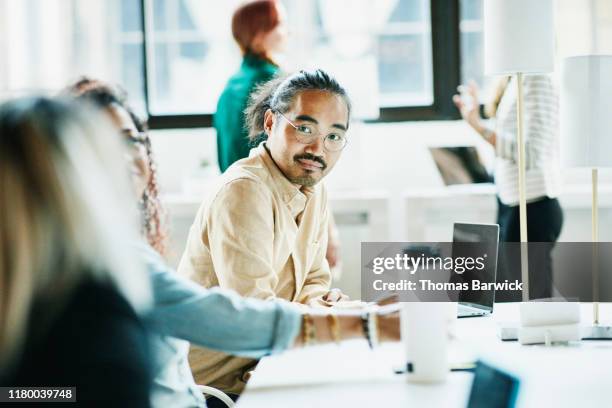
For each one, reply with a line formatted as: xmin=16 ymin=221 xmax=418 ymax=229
xmin=139 ymin=0 xmax=462 ymax=130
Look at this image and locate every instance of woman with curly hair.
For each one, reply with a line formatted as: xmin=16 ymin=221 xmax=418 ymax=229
xmin=67 ymin=78 xmax=168 ymax=256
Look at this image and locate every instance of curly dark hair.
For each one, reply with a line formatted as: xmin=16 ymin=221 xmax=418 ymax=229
xmin=66 ymin=77 xmax=169 ymax=256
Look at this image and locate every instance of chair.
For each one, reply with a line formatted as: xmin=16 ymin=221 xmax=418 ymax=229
xmin=197 ymin=385 xmax=235 ymax=408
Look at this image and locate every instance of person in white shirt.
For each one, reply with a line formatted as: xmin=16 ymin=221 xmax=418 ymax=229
xmin=453 ymin=75 xmax=563 ymax=300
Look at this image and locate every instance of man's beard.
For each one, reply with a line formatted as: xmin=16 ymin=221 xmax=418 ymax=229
xmin=290 ymin=153 xmax=327 ymax=187
xmin=289 ymin=172 xmax=318 ymax=187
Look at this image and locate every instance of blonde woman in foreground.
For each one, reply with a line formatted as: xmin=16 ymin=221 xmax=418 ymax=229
xmin=0 ymin=97 xmax=153 ymax=407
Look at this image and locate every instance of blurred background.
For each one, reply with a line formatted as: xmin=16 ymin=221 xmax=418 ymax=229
xmin=1 ymin=0 xmax=611 ymax=298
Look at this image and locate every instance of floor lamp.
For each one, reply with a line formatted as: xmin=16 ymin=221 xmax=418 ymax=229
xmin=484 ymin=0 xmax=555 ymax=301
xmin=561 ymin=55 xmax=612 ymax=339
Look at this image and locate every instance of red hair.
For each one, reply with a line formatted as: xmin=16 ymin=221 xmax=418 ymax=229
xmin=232 ymin=0 xmax=280 ymax=56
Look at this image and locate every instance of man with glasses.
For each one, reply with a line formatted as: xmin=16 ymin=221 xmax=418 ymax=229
xmin=177 ymin=69 xmax=352 ymax=397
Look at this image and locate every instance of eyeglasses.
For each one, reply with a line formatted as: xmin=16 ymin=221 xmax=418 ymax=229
xmin=275 ymin=111 xmax=347 ymax=152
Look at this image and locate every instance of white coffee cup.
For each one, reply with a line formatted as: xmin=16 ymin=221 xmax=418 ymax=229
xmin=401 ymin=302 xmax=453 ymax=383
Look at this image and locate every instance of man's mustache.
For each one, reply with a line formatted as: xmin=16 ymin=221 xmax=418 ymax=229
xmin=294 ymin=153 xmax=327 ymax=170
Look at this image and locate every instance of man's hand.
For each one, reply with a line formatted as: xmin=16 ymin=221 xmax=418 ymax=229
xmin=378 ymin=311 xmax=401 ymax=342
xmin=323 ymin=288 xmax=349 ymax=302
xmin=376 ymin=294 xmax=398 ymax=306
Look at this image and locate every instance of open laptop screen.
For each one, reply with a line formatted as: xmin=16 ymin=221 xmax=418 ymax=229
xmin=452 ymin=223 xmax=500 ymax=310
xmin=429 ymin=147 xmax=492 ymax=185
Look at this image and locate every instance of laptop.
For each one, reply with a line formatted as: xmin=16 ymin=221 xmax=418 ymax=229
xmin=429 ymin=146 xmax=493 ymax=186
xmin=452 ymin=222 xmax=500 ymax=318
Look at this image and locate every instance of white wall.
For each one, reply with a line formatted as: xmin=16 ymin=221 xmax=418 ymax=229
xmin=150 ymin=119 xmax=612 ymax=203
xmin=150 ymin=121 xmax=612 ymax=298
xmin=149 ymin=120 xmax=496 ymax=193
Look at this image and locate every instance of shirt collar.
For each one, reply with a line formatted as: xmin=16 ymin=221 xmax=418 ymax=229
xmin=254 ymin=143 xmax=314 ymax=217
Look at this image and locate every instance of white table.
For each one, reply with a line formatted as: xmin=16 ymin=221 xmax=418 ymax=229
xmin=237 ymin=303 xmax=612 ymax=407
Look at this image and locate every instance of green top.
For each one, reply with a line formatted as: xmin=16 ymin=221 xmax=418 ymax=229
xmin=214 ymin=53 xmax=279 ymax=172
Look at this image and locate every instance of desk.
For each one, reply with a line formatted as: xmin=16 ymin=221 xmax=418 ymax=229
xmin=403 ymin=184 xmax=612 ymax=242
xmin=237 ymin=303 xmax=612 ymax=407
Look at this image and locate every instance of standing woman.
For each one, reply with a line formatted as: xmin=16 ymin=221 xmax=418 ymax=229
xmin=453 ymin=76 xmax=563 ymax=299
xmin=215 ymin=0 xmax=287 ymax=173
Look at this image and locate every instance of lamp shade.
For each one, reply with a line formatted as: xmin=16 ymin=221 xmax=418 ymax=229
xmin=484 ymin=0 xmax=555 ymax=75
xmin=560 ymin=55 xmax=612 ymax=168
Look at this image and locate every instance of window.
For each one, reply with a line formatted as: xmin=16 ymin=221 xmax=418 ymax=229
xmin=290 ymin=0 xmax=434 ymax=114
xmin=144 ymin=0 xmax=242 ymax=114
xmin=117 ymin=0 xmax=146 ymax=114
xmin=378 ymin=0 xmax=434 ymax=107
xmin=0 ymin=0 xmax=455 ymax=125
xmin=0 ymin=0 xmax=145 ymax=113
xmin=289 ymin=0 xmax=457 ymax=121
xmin=4 ymin=0 xmax=608 ymax=128
xmin=458 ymin=0 xmax=494 ymax=102
xmin=459 ymin=0 xmax=483 ymax=87
xmin=458 ymin=0 xmax=612 ymax=104
xmin=144 ymin=0 xmax=434 ymax=119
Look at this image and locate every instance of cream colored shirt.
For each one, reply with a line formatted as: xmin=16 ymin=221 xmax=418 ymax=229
xmin=177 ymin=143 xmax=332 ymax=394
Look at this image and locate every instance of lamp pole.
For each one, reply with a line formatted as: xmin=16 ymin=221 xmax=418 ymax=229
xmin=560 ymin=55 xmax=612 ymax=339
xmin=516 ymin=72 xmax=529 ymax=302
xmin=592 ymin=168 xmax=599 ymax=324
